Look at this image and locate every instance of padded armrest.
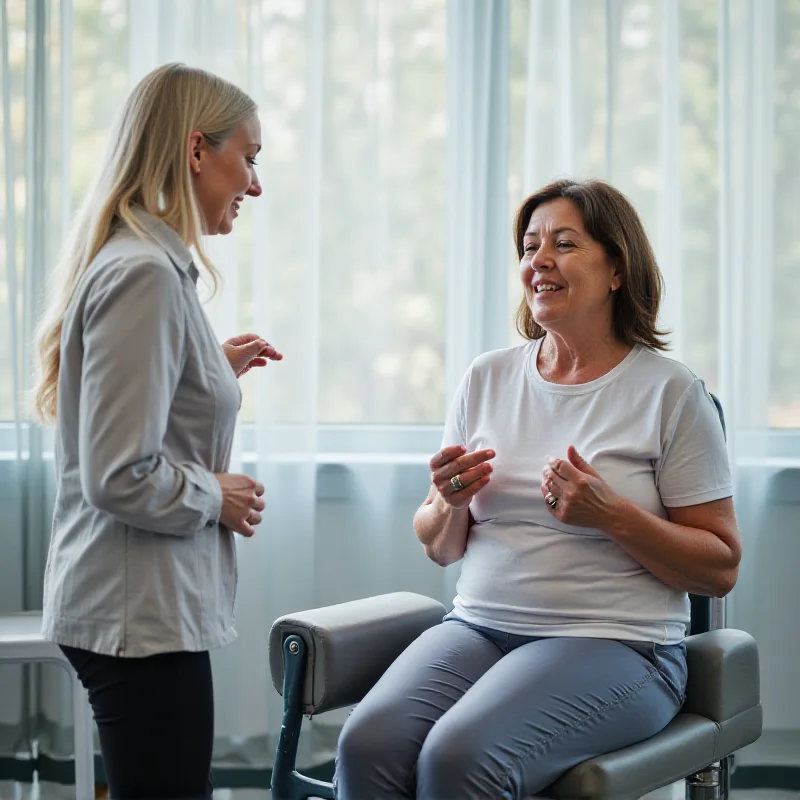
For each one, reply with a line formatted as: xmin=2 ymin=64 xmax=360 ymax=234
xmin=683 ymin=628 xmax=760 ymax=723
xmin=269 ymin=592 xmax=446 ymax=716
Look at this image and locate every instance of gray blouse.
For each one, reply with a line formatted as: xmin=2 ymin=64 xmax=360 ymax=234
xmin=42 ymin=209 xmax=242 ymax=658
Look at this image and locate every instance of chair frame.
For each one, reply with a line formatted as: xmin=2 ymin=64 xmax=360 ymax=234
xmin=270 ymin=612 xmax=737 ymax=800
xmin=272 ymin=635 xmax=335 ymax=800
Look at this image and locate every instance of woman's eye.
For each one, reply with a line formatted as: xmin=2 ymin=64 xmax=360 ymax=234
xmin=557 ymin=241 xmax=574 ymax=249
xmin=247 ymin=157 xmax=258 ymax=166
xmin=524 ymin=243 xmax=538 ymax=253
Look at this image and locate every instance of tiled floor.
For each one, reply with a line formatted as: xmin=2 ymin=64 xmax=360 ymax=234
xmin=1 ymin=782 xmax=798 ymax=800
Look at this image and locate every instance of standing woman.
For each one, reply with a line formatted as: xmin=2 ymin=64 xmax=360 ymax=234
xmin=32 ymin=63 xmax=280 ymax=799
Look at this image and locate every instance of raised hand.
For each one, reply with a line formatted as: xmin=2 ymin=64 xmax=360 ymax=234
xmin=541 ymin=445 xmax=621 ymax=527
xmin=222 ymin=333 xmax=283 ymax=378
xmin=429 ymin=445 xmax=495 ymax=509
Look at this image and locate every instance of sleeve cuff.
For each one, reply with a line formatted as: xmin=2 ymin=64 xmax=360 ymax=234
xmin=203 ymin=472 xmax=224 ymax=528
xmin=181 ymin=462 xmax=224 ymax=530
xmin=661 ymin=485 xmax=734 ymax=508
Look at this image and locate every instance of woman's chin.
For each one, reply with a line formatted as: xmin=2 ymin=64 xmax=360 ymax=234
xmin=216 ymin=215 xmax=235 ymax=235
xmin=531 ymin=306 xmax=556 ymax=328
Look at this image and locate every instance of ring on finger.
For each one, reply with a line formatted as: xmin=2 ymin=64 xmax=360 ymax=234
xmin=450 ymin=474 xmax=465 ymax=492
xmin=545 ymin=492 xmax=558 ymax=509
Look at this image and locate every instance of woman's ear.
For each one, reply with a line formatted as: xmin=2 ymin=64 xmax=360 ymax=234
xmin=188 ymin=131 xmax=205 ymax=175
xmin=609 ymin=258 xmax=622 ymax=292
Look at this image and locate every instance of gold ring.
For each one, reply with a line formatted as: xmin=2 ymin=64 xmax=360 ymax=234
xmin=545 ymin=493 xmax=558 ymax=509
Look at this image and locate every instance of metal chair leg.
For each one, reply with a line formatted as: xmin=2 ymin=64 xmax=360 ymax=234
xmin=685 ymin=756 xmax=731 ymax=800
xmin=271 ymin=635 xmax=335 ymax=800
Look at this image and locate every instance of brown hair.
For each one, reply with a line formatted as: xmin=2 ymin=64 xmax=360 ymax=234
xmin=513 ymin=178 xmax=669 ymax=351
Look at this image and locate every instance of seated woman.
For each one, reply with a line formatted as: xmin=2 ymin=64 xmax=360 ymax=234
xmin=335 ymin=179 xmax=742 ymax=799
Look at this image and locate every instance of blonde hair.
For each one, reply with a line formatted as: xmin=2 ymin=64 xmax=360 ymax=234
xmin=32 ymin=63 xmax=257 ymax=424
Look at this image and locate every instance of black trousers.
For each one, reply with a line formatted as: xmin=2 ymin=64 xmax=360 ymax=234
xmin=61 ymin=646 xmax=214 ymax=799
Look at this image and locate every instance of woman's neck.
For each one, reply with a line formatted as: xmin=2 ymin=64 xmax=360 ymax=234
xmin=537 ymin=330 xmax=632 ymax=385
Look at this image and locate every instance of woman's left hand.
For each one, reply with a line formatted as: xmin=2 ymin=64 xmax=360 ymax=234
xmin=222 ymin=333 xmax=283 ymax=378
xmin=541 ymin=446 xmax=622 ymax=529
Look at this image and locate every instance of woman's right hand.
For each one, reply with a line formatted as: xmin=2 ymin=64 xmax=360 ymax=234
xmin=429 ymin=445 xmax=495 ymax=509
xmin=213 ymin=473 xmax=265 ymax=537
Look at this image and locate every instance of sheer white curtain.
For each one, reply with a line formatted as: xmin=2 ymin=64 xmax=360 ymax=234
xmin=1 ymin=0 xmax=799 ymax=789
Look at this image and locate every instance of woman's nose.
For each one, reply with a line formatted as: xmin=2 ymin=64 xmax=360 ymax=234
xmin=531 ymin=245 xmax=554 ymax=271
xmin=247 ymin=173 xmax=262 ymax=198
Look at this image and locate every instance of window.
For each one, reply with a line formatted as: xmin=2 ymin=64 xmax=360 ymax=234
xmin=2 ymin=0 xmax=799 ymax=433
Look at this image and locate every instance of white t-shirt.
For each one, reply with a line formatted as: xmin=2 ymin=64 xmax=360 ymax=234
xmin=443 ymin=339 xmax=733 ymax=645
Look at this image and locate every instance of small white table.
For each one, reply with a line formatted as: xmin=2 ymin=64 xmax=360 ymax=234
xmin=0 ymin=612 xmax=95 ymax=800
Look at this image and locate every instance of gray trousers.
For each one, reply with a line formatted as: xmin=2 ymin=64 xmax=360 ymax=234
xmin=335 ymin=615 xmax=687 ymax=799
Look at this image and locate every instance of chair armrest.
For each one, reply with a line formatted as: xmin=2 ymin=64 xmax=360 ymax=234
xmin=683 ymin=628 xmax=760 ymax=723
xmin=268 ymin=591 xmax=446 ymax=716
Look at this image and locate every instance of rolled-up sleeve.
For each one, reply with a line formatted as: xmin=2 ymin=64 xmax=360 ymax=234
xmin=78 ymin=257 xmax=222 ymax=535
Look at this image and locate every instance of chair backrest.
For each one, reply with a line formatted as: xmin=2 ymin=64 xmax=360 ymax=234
xmin=710 ymin=393 xmax=727 ymax=438
xmin=688 ymin=392 xmax=726 ymax=636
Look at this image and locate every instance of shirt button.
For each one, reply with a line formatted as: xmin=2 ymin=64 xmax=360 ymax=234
xmin=206 ymin=519 xmax=216 ymax=528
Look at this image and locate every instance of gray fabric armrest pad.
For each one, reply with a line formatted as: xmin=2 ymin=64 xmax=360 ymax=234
xmin=269 ymin=592 xmax=446 ymax=716
xmin=683 ymin=628 xmax=760 ymax=722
